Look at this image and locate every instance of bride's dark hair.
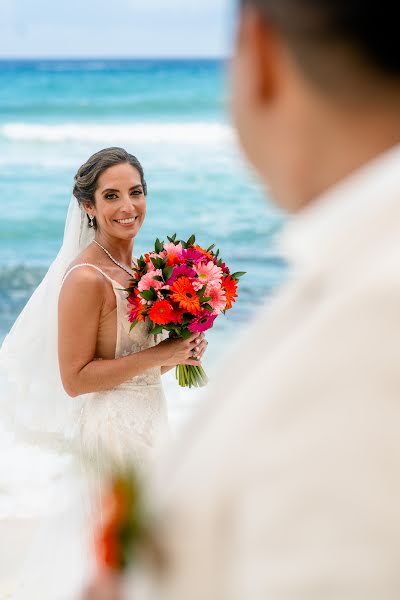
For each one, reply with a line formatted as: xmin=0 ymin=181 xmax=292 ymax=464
xmin=73 ymin=147 xmax=147 ymax=229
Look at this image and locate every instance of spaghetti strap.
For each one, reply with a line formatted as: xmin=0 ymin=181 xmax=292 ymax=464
xmin=62 ymin=263 xmax=117 ymax=287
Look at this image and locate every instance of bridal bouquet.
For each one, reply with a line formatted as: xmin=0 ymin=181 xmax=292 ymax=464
xmin=126 ymin=234 xmax=245 ymax=388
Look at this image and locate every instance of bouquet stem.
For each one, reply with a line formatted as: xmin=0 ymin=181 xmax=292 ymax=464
xmin=176 ymin=364 xmax=209 ymax=388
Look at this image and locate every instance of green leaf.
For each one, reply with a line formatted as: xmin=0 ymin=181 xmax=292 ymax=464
xmin=162 ymin=266 xmax=173 ymax=281
xmin=140 ymin=288 xmax=158 ymax=301
xmin=197 ymin=284 xmax=207 ymax=298
xmin=201 ymin=296 xmax=212 ymax=303
xmin=180 ymin=329 xmax=192 ymax=340
xmin=206 ymin=243 xmax=216 ymax=253
xmin=149 ymin=324 xmax=164 ymax=336
xmin=167 ymin=233 xmax=177 ymax=243
xmin=202 ymin=303 xmax=213 ymax=313
xmin=181 ymin=313 xmax=192 ymax=326
xmin=154 ymin=238 xmax=164 ymax=254
xmin=153 ymin=276 xmax=164 ymax=282
xmin=129 ymin=322 xmax=138 ymax=332
xmin=231 ymin=271 xmax=246 ymax=280
xmin=150 ymin=257 xmax=159 ymax=268
xmin=187 ymin=234 xmax=196 ymax=247
xmin=150 ymin=257 xmax=166 ymax=270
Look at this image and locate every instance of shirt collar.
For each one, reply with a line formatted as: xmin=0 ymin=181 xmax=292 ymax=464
xmin=279 ymin=144 xmax=400 ymax=273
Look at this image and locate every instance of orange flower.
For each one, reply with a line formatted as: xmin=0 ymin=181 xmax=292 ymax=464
xmin=194 ymin=244 xmax=213 ymax=260
xmin=95 ymin=479 xmax=130 ymax=571
xmin=166 ymin=254 xmax=182 ymax=267
xmin=170 ymin=276 xmax=201 ymax=315
xmin=95 ymin=522 xmax=121 ymax=571
xmin=222 ymin=275 xmax=238 ymax=310
xmin=148 ymin=299 xmax=174 ymax=325
xmin=128 ymin=295 xmax=146 ymax=323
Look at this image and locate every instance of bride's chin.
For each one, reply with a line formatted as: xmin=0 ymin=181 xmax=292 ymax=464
xmin=115 ymin=229 xmax=140 ymax=242
xmin=112 ymin=223 xmax=141 ymax=239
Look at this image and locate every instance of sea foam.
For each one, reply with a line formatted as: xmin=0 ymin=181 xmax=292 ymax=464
xmin=0 ymin=122 xmax=233 ymax=145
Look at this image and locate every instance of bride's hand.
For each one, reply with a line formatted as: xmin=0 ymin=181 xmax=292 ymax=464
xmin=158 ymin=332 xmax=208 ymax=366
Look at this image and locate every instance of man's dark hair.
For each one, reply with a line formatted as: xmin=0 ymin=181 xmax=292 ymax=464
xmin=240 ymin=0 xmax=400 ymax=93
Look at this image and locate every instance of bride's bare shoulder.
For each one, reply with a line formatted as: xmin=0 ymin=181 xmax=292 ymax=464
xmin=62 ymin=248 xmax=106 ymax=296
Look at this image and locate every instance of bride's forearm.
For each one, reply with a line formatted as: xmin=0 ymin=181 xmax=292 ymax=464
xmin=67 ymin=346 xmax=166 ymax=397
xmin=161 ymin=365 xmax=175 ymax=375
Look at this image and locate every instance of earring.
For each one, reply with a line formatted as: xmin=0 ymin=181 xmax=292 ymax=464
xmin=88 ymin=215 xmax=95 ymax=228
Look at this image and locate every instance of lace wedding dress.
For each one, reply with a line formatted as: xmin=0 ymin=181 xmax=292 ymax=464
xmin=0 ymin=199 xmax=170 ymax=599
xmin=63 ymin=263 xmax=169 ymax=474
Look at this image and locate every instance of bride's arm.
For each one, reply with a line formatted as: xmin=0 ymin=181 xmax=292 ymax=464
xmin=58 ymin=268 xmax=201 ymax=398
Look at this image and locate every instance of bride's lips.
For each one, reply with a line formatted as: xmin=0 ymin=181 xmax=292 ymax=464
xmin=114 ymin=216 xmax=138 ymax=228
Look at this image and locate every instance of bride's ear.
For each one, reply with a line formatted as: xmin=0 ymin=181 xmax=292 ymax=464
xmin=82 ymin=201 xmax=95 ymax=218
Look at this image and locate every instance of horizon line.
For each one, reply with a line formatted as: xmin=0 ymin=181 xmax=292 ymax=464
xmin=0 ymin=55 xmax=230 ymax=62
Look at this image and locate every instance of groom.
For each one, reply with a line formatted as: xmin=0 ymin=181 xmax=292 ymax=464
xmin=87 ymin=0 xmax=400 ymax=597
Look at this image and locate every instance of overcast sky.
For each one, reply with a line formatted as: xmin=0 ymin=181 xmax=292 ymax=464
xmin=0 ymin=0 xmax=235 ymax=58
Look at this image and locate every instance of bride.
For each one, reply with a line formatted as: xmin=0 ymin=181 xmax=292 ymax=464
xmin=59 ymin=147 xmax=206 ymax=471
xmin=0 ymin=147 xmax=206 ymax=599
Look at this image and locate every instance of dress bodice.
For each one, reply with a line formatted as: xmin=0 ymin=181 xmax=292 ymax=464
xmin=62 ymin=263 xmax=169 ymax=471
xmin=63 ymin=263 xmax=165 ymax=386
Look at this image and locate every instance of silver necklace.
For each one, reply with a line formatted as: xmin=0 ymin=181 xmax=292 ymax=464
xmin=93 ymin=240 xmax=135 ymax=278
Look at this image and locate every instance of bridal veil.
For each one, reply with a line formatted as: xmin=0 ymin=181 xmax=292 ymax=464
xmin=0 ymin=197 xmax=94 ymax=440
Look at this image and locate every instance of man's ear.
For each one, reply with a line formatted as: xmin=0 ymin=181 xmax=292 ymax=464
xmin=238 ymin=5 xmax=281 ymax=104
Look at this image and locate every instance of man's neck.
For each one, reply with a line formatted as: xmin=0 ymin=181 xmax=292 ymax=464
xmin=266 ymin=74 xmax=400 ymax=213
xmin=297 ymin=111 xmax=400 ymax=213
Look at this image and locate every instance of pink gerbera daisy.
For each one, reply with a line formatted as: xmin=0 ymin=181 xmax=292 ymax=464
xmin=167 ymin=264 xmax=197 ymax=285
xmin=188 ymin=309 xmax=217 ymax=333
xmin=138 ymin=269 xmax=164 ymax=292
xmin=178 ymin=248 xmax=204 ymax=264
xmin=164 ymin=242 xmax=183 ymax=266
xmin=207 ymin=285 xmax=226 ymax=314
xmin=193 ymin=261 xmax=223 ymax=291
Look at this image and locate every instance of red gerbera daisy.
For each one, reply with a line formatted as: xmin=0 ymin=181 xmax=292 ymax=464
xmin=128 ymin=295 xmax=146 ymax=323
xmin=222 ymin=275 xmax=238 ymax=310
xmin=148 ymin=299 xmax=175 ymax=325
xmin=170 ymin=276 xmax=201 ymax=315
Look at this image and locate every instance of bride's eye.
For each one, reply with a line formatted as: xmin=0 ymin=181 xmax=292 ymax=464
xmin=105 ymin=193 xmax=118 ymax=200
xmin=131 ymin=189 xmax=143 ymax=196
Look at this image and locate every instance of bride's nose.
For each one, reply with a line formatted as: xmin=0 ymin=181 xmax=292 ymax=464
xmin=120 ymin=195 xmax=137 ymax=212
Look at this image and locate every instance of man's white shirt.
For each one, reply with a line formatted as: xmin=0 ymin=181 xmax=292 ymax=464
xmin=134 ymin=144 xmax=400 ymax=600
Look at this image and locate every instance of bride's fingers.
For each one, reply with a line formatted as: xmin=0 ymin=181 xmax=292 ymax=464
xmin=184 ymin=358 xmax=202 ymax=366
xmin=190 ymin=333 xmax=205 ymax=349
xmin=198 ymin=345 xmax=207 ymax=358
xmin=194 ymin=340 xmax=207 ymax=356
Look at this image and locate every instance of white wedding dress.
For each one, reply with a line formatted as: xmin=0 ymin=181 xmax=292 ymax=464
xmin=0 ymin=199 xmax=170 ymax=599
xmin=63 ymin=263 xmax=169 ymax=473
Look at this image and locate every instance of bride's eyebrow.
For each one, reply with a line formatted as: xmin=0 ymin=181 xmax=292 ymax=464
xmin=102 ymin=185 xmax=142 ymax=194
xmin=102 ymin=188 xmax=119 ymax=194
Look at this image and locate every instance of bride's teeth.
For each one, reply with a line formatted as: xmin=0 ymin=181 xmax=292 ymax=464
xmin=117 ymin=217 xmax=136 ymax=224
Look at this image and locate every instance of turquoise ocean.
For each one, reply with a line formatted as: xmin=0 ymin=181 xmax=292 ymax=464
xmin=0 ymin=59 xmax=286 ymax=347
xmin=0 ymin=58 xmax=288 ymax=432
xmin=0 ymin=60 xmax=289 ymax=518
